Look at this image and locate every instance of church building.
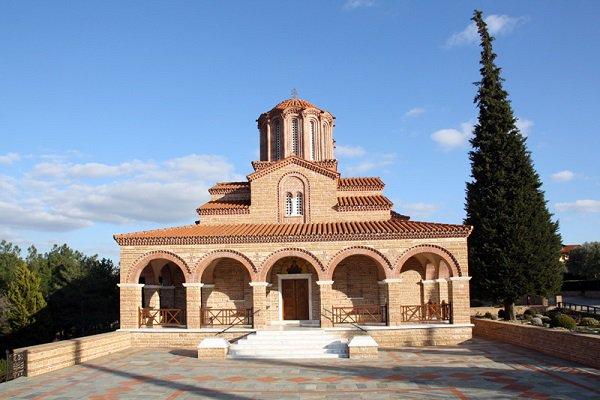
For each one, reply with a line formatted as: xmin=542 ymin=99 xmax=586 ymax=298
xmin=115 ymin=98 xmax=473 ymax=348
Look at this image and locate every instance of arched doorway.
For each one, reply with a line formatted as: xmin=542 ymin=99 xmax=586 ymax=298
xmin=329 ymin=254 xmax=388 ymax=325
xmin=199 ymin=258 xmax=254 ymax=327
xmin=138 ymin=259 xmax=187 ymax=327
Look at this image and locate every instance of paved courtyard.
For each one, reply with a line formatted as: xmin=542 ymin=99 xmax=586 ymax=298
xmin=1 ymin=338 xmax=598 ymax=399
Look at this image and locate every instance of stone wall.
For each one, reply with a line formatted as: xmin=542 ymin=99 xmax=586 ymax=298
xmin=330 ymin=325 xmax=472 ymax=347
xmin=129 ymin=330 xmax=252 ymax=348
xmin=472 ymin=318 xmax=600 ymax=369
xmin=15 ymin=331 xmax=131 ymax=377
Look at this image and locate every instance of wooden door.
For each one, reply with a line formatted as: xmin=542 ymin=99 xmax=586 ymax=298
xmin=282 ymin=279 xmax=310 ymax=320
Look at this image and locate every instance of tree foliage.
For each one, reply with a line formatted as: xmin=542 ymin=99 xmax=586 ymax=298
xmin=566 ymin=242 xmax=600 ymax=279
xmin=6 ymin=263 xmax=46 ymax=331
xmin=464 ymin=10 xmax=563 ymax=319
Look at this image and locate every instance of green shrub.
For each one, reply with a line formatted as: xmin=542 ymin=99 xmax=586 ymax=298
xmin=580 ymin=317 xmax=600 ymax=327
xmin=551 ymin=313 xmax=577 ymax=330
xmin=523 ymin=309 xmax=535 ymax=317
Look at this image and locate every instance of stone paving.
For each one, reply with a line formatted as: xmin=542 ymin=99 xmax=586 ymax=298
xmin=1 ymin=338 xmax=599 ymax=399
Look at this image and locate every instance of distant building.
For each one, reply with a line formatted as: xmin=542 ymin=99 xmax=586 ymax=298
xmin=560 ymin=244 xmax=581 ymax=264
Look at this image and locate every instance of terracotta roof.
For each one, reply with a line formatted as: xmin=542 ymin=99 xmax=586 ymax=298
xmin=272 ymin=98 xmax=319 ymax=111
xmin=391 ymin=211 xmax=410 ymax=220
xmin=248 ymin=156 xmax=339 ymax=181
xmin=338 ymin=177 xmax=385 ymax=191
xmin=114 ymin=219 xmax=472 ymax=246
xmin=252 ymin=159 xmax=337 ymax=173
xmin=208 ymin=182 xmax=249 ymax=195
xmin=337 ymin=195 xmax=392 ymax=211
xmin=561 ymin=244 xmax=581 ymax=255
xmin=197 ymin=200 xmax=250 ymax=215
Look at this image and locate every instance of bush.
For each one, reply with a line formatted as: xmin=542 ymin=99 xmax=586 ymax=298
xmin=579 ymin=317 xmax=600 ymax=327
xmin=523 ymin=309 xmax=535 ymax=317
xmin=550 ymin=313 xmax=577 ymax=330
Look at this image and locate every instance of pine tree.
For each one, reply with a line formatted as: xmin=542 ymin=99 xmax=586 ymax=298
xmin=6 ymin=262 xmax=47 ymax=331
xmin=465 ymin=10 xmax=563 ymax=319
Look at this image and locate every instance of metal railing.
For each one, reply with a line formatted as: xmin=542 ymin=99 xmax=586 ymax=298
xmin=557 ymin=302 xmax=600 ymax=316
xmin=201 ymin=307 xmax=254 ymax=327
xmin=331 ymin=304 xmax=387 ymax=326
xmin=400 ymin=301 xmax=451 ymax=323
xmin=138 ymin=307 xmax=184 ymax=327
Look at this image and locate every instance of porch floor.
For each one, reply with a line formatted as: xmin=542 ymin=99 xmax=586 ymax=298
xmin=1 ymin=338 xmax=598 ymax=399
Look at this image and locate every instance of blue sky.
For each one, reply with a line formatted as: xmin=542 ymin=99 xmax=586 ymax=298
xmin=1 ymin=1 xmax=598 ymax=261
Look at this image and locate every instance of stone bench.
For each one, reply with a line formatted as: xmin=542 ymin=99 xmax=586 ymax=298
xmin=348 ymin=335 xmax=379 ymax=359
xmin=197 ymin=337 xmax=230 ymax=359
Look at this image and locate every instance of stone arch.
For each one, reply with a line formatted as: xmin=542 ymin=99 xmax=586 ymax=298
xmin=127 ymin=250 xmax=191 ymax=283
xmin=325 ymin=246 xmax=393 ymax=280
xmin=258 ymin=248 xmax=325 ymax=281
xmin=394 ymin=244 xmax=462 ymax=277
xmin=193 ymin=250 xmax=257 ymax=281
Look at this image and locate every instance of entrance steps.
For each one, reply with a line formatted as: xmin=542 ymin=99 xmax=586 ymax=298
xmin=228 ymin=329 xmax=349 ymax=359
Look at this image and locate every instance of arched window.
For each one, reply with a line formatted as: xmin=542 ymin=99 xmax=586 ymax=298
xmin=310 ymin=120 xmax=316 ymax=160
xmin=275 ymin=120 xmax=282 ymax=160
xmin=285 ymin=192 xmax=293 ymax=216
xmin=292 ymin=118 xmax=299 ymax=155
xmin=294 ymin=192 xmax=303 ymax=216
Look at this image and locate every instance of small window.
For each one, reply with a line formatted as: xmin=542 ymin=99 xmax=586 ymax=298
xmin=275 ymin=120 xmax=282 ymax=160
xmin=292 ymin=118 xmax=299 ymax=155
xmin=310 ymin=121 xmax=316 ymax=160
xmin=285 ymin=192 xmax=293 ymax=216
xmin=294 ymin=192 xmax=303 ymax=216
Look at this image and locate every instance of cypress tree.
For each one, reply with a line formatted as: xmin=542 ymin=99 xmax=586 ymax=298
xmin=465 ymin=10 xmax=563 ymax=319
xmin=6 ymin=262 xmax=47 ymax=331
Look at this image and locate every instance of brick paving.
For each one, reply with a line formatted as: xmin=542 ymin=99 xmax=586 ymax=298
xmin=1 ymin=338 xmax=598 ymax=399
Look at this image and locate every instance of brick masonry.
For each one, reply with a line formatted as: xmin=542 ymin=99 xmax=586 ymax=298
xmin=472 ymin=317 xmax=600 ymax=369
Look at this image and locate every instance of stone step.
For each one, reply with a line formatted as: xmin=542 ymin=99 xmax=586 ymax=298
xmin=228 ymin=353 xmax=348 ymax=359
xmin=232 ymin=342 xmax=348 ymax=349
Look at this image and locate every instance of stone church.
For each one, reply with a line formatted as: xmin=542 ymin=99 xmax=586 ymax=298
xmin=115 ymin=98 xmax=473 ymax=348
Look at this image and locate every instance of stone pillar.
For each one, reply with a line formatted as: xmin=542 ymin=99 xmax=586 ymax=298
xmin=420 ymin=280 xmax=438 ymax=304
xmin=316 ymin=280 xmax=334 ymax=328
xmin=118 ymin=283 xmax=144 ymax=329
xmin=448 ymin=277 xmax=471 ymax=324
xmin=383 ymin=279 xmax=403 ymax=326
xmin=183 ymin=283 xmax=203 ymax=329
xmin=250 ymin=282 xmax=269 ymax=328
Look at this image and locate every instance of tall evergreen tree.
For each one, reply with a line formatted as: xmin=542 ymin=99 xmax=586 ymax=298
xmin=6 ymin=263 xmax=46 ymax=331
xmin=465 ymin=10 xmax=563 ymax=319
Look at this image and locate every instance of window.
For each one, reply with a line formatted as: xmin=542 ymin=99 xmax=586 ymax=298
xmin=310 ymin=121 xmax=316 ymax=160
xmin=292 ymin=118 xmax=299 ymax=155
xmin=294 ymin=192 xmax=303 ymax=216
xmin=275 ymin=120 xmax=282 ymax=159
xmin=285 ymin=192 xmax=293 ymax=216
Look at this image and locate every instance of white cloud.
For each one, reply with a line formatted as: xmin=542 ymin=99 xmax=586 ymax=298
xmin=551 ymin=170 xmax=575 ymax=183
xmin=431 ymin=121 xmax=474 ymax=151
xmin=405 ymin=107 xmax=426 ymax=118
xmin=0 ymin=152 xmax=20 ymax=165
xmin=343 ymin=0 xmax=375 ymax=10
xmin=335 ymin=145 xmax=366 ymax=158
xmin=555 ymin=200 xmax=600 ymax=214
xmin=345 ymin=153 xmax=396 ymax=174
xmin=445 ymin=14 xmax=527 ymax=48
xmin=516 ymin=118 xmax=534 ymax=137
xmin=0 ymin=153 xmax=241 ymax=232
xmin=398 ymin=202 xmax=439 ymax=219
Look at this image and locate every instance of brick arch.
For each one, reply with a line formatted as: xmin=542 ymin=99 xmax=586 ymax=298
xmin=193 ymin=250 xmax=257 ymax=282
xmin=126 ymin=250 xmax=192 ymax=284
xmin=258 ymin=248 xmax=325 ymax=281
xmin=325 ymin=246 xmax=393 ymax=280
xmin=394 ymin=244 xmax=462 ymax=277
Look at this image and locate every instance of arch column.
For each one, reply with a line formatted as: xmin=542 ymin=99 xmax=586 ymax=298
xmin=183 ymin=283 xmax=203 ymax=329
xmin=448 ymin=276 xmax=471 ymax=324
xmin=250 ymin=282 xmax=269 ymax=328
xmin=316 ymin=280 xmax=334 ymax=328
xmin=118 ymin=283 xmax=144 ymax=329
xmin=381 ymin=279 xmax=403 ymax=325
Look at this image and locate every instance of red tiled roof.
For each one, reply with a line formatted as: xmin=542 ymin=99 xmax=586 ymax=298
xmin=561 ymin=244 xmax=581 ymax=254
xmin=252 ymin=160 xmax=338 ymax=173
xmin=337 ymin=195 xmax=392 ymax=211
xmin=197 ymin=200 xmax=250 ymax=215
xmin=272 ymin=98 xmax=319 ymax=111
xmin=391 ymin=211 xmax=410 ymax=220
xmin=247 ymin=156 xmax=339 ymax=181
xmin=114 ymin=219 xmax=472 ymax=246
xmin=338 ymin=177 xmax=385 ymax=191
xmin=208 ymin=182 xmax=249 ymax=195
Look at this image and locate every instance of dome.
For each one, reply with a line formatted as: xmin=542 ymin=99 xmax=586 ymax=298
xmin=272 ymin=98 xmax=321 ymax=111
